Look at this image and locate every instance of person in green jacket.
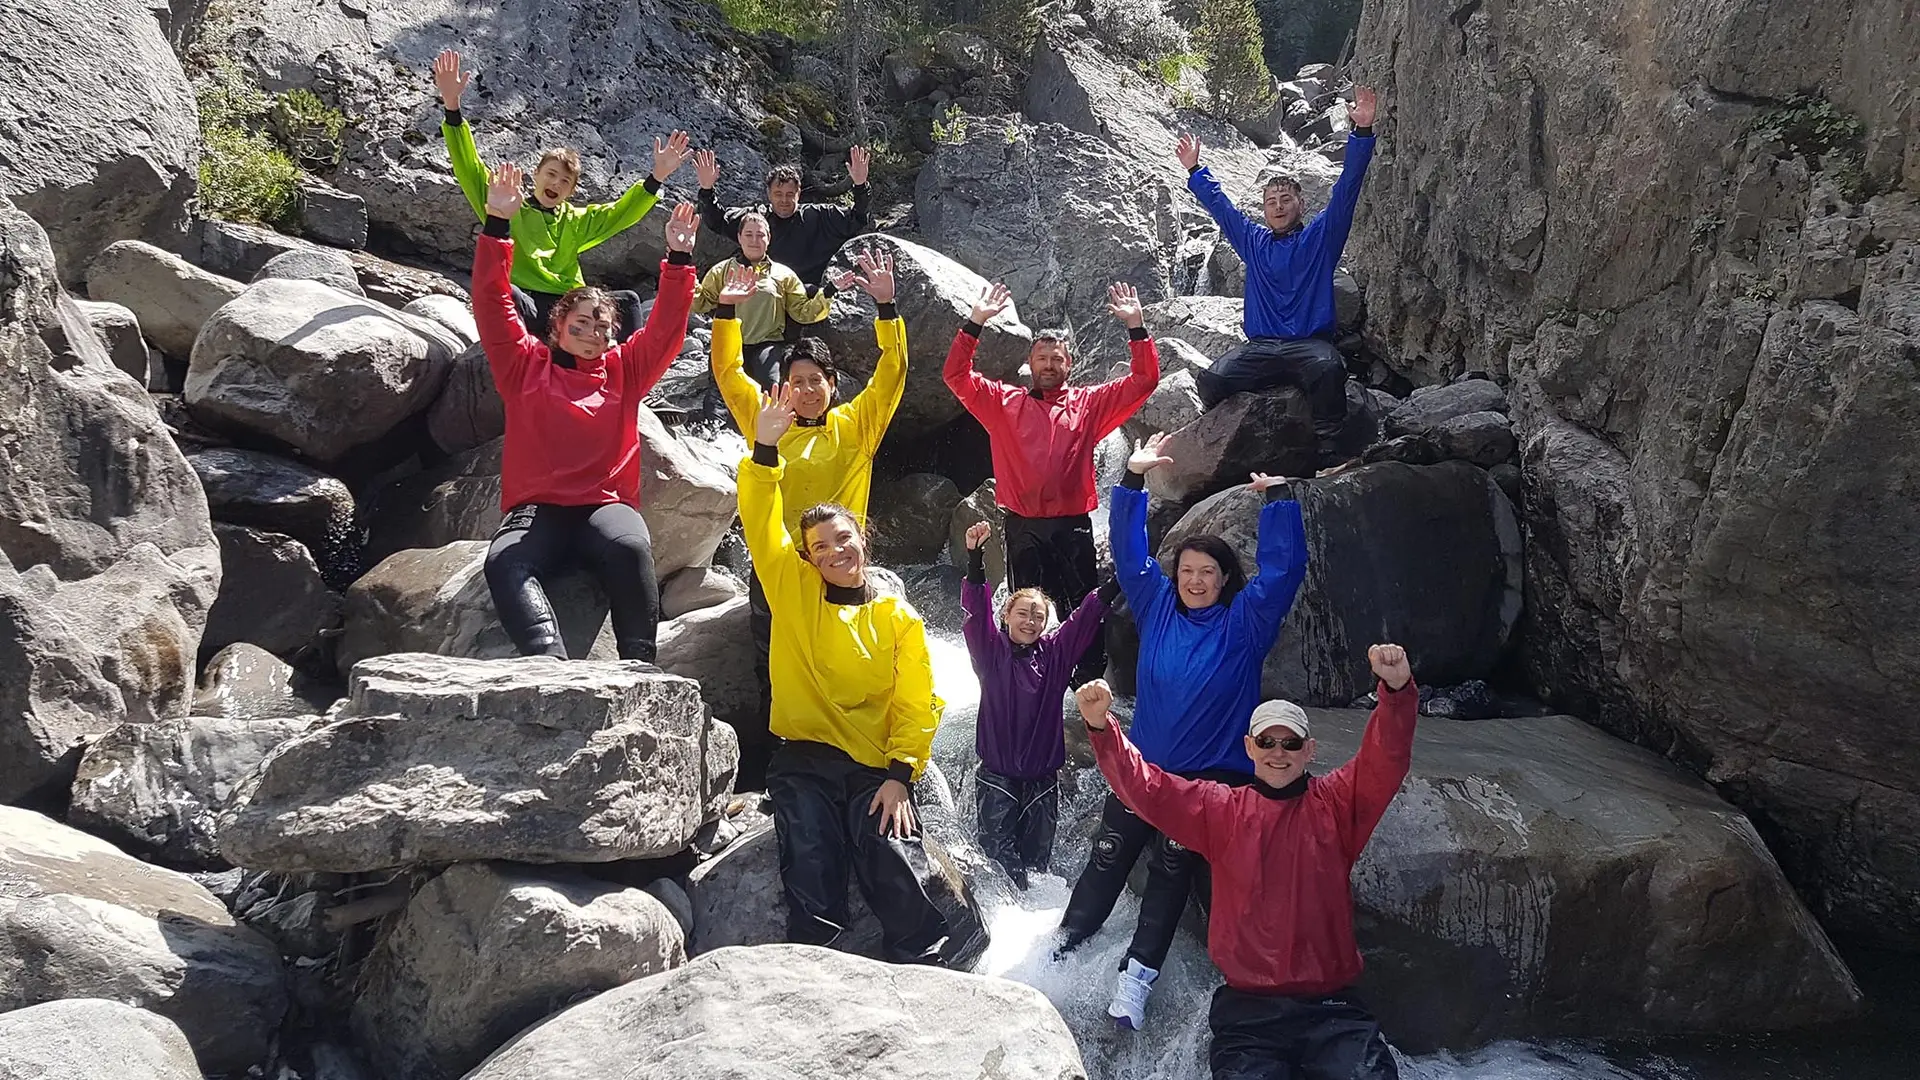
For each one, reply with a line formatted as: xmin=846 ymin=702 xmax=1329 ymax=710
xmin=434 ymin=49 xmax=693 ymax=340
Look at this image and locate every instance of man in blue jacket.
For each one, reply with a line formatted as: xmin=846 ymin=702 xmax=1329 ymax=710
xmin=1180 ymin=87 xmax=1380 ymax=473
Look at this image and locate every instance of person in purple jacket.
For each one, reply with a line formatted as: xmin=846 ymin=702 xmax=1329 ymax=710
xmin=961 ymin=520 xmax=1116 ymax=890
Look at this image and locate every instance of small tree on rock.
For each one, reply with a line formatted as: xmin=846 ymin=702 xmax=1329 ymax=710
xmin=1195 ymin=0 xmax=1277 ymax=121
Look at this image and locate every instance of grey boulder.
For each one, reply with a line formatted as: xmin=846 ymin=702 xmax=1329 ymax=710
xmin=201 ymin=523 xmax=342 ymax=661
xmin=86 ymin=239 xmax=246 ymax=361
xmin=0 ymin=999 xmax=201 ymax=1080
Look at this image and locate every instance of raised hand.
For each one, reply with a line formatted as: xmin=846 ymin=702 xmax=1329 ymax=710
xmin=1350 ymin=86 xmax=1379 ymax=129
xmin=1128 ymin=432 xmax=1173 ymax=475
xmin=1176 ymin=131 xmax=1202 ymax=171
xmin=485 ymin=162 xmax=525 ymax=219
xmin=964 ymin=521 xmax=991 ymax=550
xmin=848 ymin=144 xmax=871 ymax=186
xmin=869 ymin=778 xmax=917 ymax=839
xmin=718 ymin=262 xmax=758 ymax=305
xmin=1075 ymin=679 xmax=1114 ymax=729
xmin=970 ymin=282 xmax=1013 ymax=326
xmin=1248 ymin=472 xmax=1292 ymax=493
xmin=1368 ymin=643 xmax=1411 ymax=690
xmin=433 ymin=49 xmax=470 ymax=111
xmin=755 ymin=384 xmax=797 ymax=445
xmin=663 ymin=201 xmax=698 ymax=253
xmin=826 ymin=267 xmax=859 ymax=292
xmin=851 ymin=247 xmax=896 ymax=304
xmin=1107 ymin=282 xmax=1143 ymax=329
xmin=653 ymin=131 xmax=693 ymax=183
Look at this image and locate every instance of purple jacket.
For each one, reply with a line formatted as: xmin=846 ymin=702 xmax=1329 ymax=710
xmin=962 ymin=568 xmax=1114 ymax=779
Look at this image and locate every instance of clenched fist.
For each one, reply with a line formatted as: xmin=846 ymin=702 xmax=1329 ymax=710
xmin=1368 ymin=643 xmax=1411 ymax=691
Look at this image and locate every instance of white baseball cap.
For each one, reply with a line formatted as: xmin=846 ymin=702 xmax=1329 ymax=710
xmin=1248 ymin=699 xmax=1311 ymax=740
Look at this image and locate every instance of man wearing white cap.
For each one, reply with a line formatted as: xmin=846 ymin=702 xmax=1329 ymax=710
xmin=1074 ymin=643 xmax=1417 ymax=1080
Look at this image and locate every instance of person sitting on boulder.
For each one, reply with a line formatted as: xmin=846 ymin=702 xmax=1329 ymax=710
xmin=472 ymin=161 xmax=696 ymax=663
xmin=1073 ymin=642 xmax=1417 ymax=1080
xmin=740 ymin=388 xmax=951 ymax=964
xmin=1058 ymin=433 xmax=1308 ymax=1031
xmin=695 ymin=148 xmax=873 ymax=287
xmin=435 ymin=49 xmax=691 ymax=341
xmin=1179 ymin=86 xmax=1380 ymax=474
xmin=693 ymin=211 xmax=838 ymax=397
xmin=709 ymin=247 xmax=909 ymax=789
xmin=943 ymin=282 xmax=1161 ymax=687
xmin=960 ymin=520 xmax=1116 ymax=890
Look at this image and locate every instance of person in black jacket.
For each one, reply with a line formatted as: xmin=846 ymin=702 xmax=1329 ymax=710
xmin=694 ymin=147 xmax=873 ymax=288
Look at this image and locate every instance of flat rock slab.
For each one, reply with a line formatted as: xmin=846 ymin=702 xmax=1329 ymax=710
xmin=465 ymin=943 xmax=1086 ymax=1080
xmin=218 ymin=654 xmax=722 ymax=872
xmin=0 ymin=999 xmax=201 ymax=1080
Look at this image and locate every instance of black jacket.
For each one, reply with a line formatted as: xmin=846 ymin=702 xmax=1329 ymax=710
xmin=697 ymin=185 xmax=873 ymax=285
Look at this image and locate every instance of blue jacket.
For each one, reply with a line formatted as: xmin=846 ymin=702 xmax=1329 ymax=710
xmin=1113 ymin=481 xmax=1308 ymax=774
xmin=1188 ymin=132 xmax=1375 ymax=340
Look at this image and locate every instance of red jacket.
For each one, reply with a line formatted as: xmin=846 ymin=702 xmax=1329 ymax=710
xmin=943 ymin=327 xmax=1159 ymax=518
xmin=473 ymin=233 xmax=694 ymax=511
xmin=1089 ymin=679 xmax=1418 ymax=996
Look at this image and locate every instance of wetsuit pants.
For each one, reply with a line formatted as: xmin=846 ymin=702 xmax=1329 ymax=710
xmin=975 ymin=765 xmax=1059 ymax=877
xmin=768 ymin=739 xmax=951 ymax=964
xmin=1194 ymin=337 xmax=1348 ymax=466
xmin=484 ymin=502 xmax=660 ymax=661
xmin=1002 ymin=511 xmax=1105 ymax=684
xmin=513 ymin=286 xmax=643 ymax=344
xmin=1059 ymin=769 xmax=1255 ymax=970
xmin=735 ymin=569 xmax=776 ymax=791
xmin=1209 ymin=986 xmax=1400 ymax=1080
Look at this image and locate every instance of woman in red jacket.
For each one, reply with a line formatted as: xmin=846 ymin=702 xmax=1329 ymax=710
xmin=473 ymin=162 xmax=698 ymax=662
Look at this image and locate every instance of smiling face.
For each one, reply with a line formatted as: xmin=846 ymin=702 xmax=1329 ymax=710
xmin=1002 ymin=591 xmax=1050 ymax=646
xmin=738 ymin=215 xmax=771 ymax=262
xmin=1244 ymin=729 xmax=1314 ymax=787
xmin=1175 ymin=549 xmax=1226 ymax=610
xmin=1262 ymin=179 xmax=1304 ymax=233
xmin=551 ymin=291 xmax=617 ymax=362
xmin=784 ymin=358 xmax=834 ymax=420
xmin=1027 ymin=338 xmax=1071 ymax=392
xmin=531 ymin=158 xmax=579 ymax=209
xmin=767 ymin=178 xmax=802 ymax=218
xmin=803 ymin=511 xmax=868 ymax=589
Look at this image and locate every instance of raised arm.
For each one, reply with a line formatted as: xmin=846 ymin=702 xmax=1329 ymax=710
xmin=1083 ymin=283 xmax=1161 ymax=437
xmin=435 ymin=50 xmax=488 ymax=221
xmin=707 ymin=263 xmax=764 ymax=436
xmin=819 ymin=145 xmax=873 ymax=242
xmin=472 ymin=163 xmax=537 ymax=386
xmin=959 ymin=523 xmax=1007 ymax=674
xmin=1321 ymin=644 xmax=1418 ymax=861
xmin=1046 ymin=579 xmax=1116 ymax=671
xmin=1229 ymin=476 xmax=1309 ymax=646
xmin=1111 ymin=435 xmax=1174 ymax=614
xmin=1079 ymin=682 xmax=1231 ymax=858
xmin=942 ymin=283 xmax=1016 ymax=420
xmin=840 ymin=248 xmax=907 ymax=454
xmin=615 ymin=202 xmax=698 ymax=395
xmin=1179 ymin=131 xmax=1260 ymax=259
xmin=1313 ymin=87 xmax=1379 ymax=255
xmin=693 ymin=149 xmax=746 ymax=242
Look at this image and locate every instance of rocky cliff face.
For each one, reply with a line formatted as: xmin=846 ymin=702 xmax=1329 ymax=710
xmin=1351 ymin=0 xmax=1920 ymax=947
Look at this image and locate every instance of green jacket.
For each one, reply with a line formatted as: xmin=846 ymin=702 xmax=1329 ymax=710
xmin=693 ymin=256 xmax=834 ymax=346
xmin=443 ymin=111 xmax=660 ymax=295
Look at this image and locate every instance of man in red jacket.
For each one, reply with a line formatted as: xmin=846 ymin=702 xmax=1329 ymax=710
xmin=944 ymin=283 xmax=1161 ymax=684
xmin=473 ymin=161 xmax=697 ymax=663
xmin=1075 ymin=644 xmax=1416 ymax=1080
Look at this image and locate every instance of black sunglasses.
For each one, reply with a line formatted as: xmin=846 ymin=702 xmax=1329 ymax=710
xmin=1253 ymin=732 xmax=1306 ymax=752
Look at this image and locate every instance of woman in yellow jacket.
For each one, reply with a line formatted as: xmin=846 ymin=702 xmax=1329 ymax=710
xmin=711 ymin=247 xmax=908 ymax=788
xmin=740 ymin=388 xmax=950 ymax=964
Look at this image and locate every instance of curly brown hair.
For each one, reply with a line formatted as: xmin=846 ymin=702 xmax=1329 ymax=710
xmin=548 ymin=286 xmax=619 ymax=350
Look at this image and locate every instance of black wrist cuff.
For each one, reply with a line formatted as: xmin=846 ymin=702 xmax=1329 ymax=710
xmin=444 ymin=108 xmax=464 ymax=126
xmin=886 ymin=761 xmax=915 ymax=785
xmin=1127 ymin=326 xmax=1149 ymax=341
xmin=1353 ymin=125 xmax=1374 ymax=138
xmin=1096 ymin=578 xmax=1120 ymax=604
xmin=482 ymin=215 xmax=511 ymax=237
xmin=752 ymin=442 xmax=779 ymax=467
xmin=1187 ymin=164 xmax=1201 ymax=175
xmin=961 ymin=321 xmax=983 ymax=338
xmin=820 ymin=282 xmax=838 ymax=299
xmin=643 ymin=176 xmax=662 ymax=194
xmin=966 ymin=546 xmax=986 ymax=583
xmin=1265 ymin=482 xmax=1294 ymax=504
xmin=667 ymin=250 xmax=693 ymax=265
xmin=715 ymin=304 xmax=737 ymax=320
xmin=875 ymin=302 xmax=898 ymax=320
xmin=1121 ymin=470 xmax=1146 ymax=491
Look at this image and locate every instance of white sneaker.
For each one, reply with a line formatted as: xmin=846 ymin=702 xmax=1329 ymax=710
xmin=1107 ymin=958 xmax=1158 ymax=1031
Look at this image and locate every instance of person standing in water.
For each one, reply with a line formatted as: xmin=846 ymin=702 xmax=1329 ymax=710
xmin=1074 ymin=641 xmax=1417 ymax=1080
xmin=1059 ymin=433 xmax=1309 ymax=1030
xmin=960 ymin=521 xmax=1116 ymax=889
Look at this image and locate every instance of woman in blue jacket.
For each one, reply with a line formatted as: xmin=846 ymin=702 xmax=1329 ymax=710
xmin=1058 ymin=431 xmax=1309 ymax=1032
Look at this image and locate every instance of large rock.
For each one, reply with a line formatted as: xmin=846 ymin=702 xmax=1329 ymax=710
xmin=218 ymin=654 xmax=719 ymax=871
xmin=686 ymin=824 xmax=988 ymax=970
xmin=1385 ymin=377 xmax=1510 ymax=437
xmin=362 ymin=437 xmax=504 ymax=561
xmin=186 ymin=277 xmax=456 ymax=464
xmin=916 ymin=116 xmax=1175 ymax=359
xmin=0 ymin=200 xmax=220 ymax=804
xmin=1296 ymin=709 xmax=1864 ymax=1048
xmin=220 ymin=0 xmax=778 ymax=281
xmin=73 ymin=298 xmax=156 ymax=385
xmin=655 ymin=596 xmax=756 ymax=726
xmin=187 ymin=446 xmax=356 ymax=574
xmin=190 ymin=217 xmax=471 ymax=309
xmin=191 ymin=641 xmax=339 ymax=719
xmin=403 ymin=293 xmax=478 ymax=347
xmin=465 ymin=944 xmax=1080 ymax=1080
xmin=0 ymin=807 xmax=287 ymax=1073
xmin=811 ymin=234 xmax=1032 ymax=433
xmin=1431 ymin=410 xmax=1517 ymax=466
xmin=1124 ymin=366 xmax=1205 ymax=443
xmin=425 ymin=342 xmax=502 ymax=454
xmin=353 ymin=863 xmax=687 ymax=1080
xmin=86 ymin=239 xmax=247 ymax=361
xmin=337 ymin=540 xmax=609 ymax=673
xmin=659 ymin=564 xmax=745 ymax=619
xmin=1353 ymin=0 xmax=1920 ymax=944
xmin=946 ymin=479 xmax=1008 ymax=587
xmin=1159 ymin=461 xmax=1523 ymax=705
xmin=0 ymin=999 xmax=201 ymax=1080
xmin=251 ymin=246 xmax=366 ymax=297
xmin=0 ymin=0 xmax=197 ymax=278
xmin=1143 ymin=388 xmax=1317 ymax=503
xmin=870 ymin=472 xmax=963 ymax=565
xmin=1142 ymin=294 xmax=1247 ymax=360
xmin=69 ymin=713 xmax=312 ymax=868
xmin=201 ymin=523 xmax=342 ymax=661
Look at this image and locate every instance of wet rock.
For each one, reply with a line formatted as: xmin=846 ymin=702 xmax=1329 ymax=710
xmin=201 ymin=523 xmax=342 ymax=661
xmin=870 ymin=473 xmax=963 ymax=565
xmin=192 ymin=642 xmax=339 ymax=719
xmin=1384 ymin=379 xmax=1509 ymax=438
xmin=187 ymin=447 xmax=356 ymax=575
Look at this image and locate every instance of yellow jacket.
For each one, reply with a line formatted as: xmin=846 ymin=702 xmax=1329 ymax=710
xmin=739 ymin=452 xmax=943 ymax=779
xmin=693 ymin=256 xmax=832 ymax=345
xmin=711 ymin=314 xmax=907 ymax=543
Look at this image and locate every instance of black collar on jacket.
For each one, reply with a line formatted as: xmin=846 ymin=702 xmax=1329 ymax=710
xmin=1253 ymin=773 xmax=1310 ymax=800
xmin=824 ymin=580 xmax=873 ymax=605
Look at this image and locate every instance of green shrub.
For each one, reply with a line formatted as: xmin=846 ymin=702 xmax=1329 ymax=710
xmin=1750 ymin=95 xmax=1874 ymax=202
xmin=931 ymin=104 xmax=968 ymax=145
xmin=194 ymin=59 xmax=300 ymax=226
xmin=1157 ymin=51 xmax=1205 ymax=87
xmin=714 ymin=0 xmax=829 ymax=39
xmin=1195 ymin=0 xmax=1277 ymax=122
xmin=270 ymin=88 xmax=348 ymax=169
